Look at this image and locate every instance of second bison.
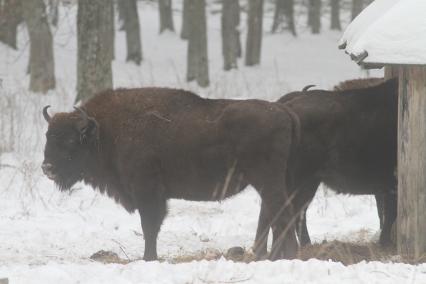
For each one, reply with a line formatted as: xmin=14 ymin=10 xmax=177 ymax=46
xmin=253 ymin=78 xmax=398 ymax=257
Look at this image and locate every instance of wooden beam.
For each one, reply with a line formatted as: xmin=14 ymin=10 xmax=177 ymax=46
xmin=350 ymin=50 xmax=368 ymax=64
xmin=397 ymin=66 xmax=426 ymax=259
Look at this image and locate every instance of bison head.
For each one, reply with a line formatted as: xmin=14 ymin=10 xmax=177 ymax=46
xmin=42 ymin=105 xmax=98 ymax=191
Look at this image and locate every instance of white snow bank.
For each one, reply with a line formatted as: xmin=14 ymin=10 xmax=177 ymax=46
xmin=1 ymin=258 xmax=426 ymax=284
xmin=340 ymin=0 xmax=426 ymax=65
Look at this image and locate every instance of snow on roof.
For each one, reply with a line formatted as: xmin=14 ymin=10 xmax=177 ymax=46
xmin=339 ymin=0 xmax=426 ymax=67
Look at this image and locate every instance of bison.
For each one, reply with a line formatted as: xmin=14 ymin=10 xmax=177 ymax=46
xmin=41 ymin=87 xmax=301 ymax=261
xmin=253 ymin=78 xmax=398 ymax=257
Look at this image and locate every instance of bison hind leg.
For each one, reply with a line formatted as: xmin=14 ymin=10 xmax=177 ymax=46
xmin=253 ymin=198 xmax=270 ymax=260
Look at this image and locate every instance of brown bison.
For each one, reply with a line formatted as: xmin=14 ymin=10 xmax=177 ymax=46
xmin=253 ymin=78 xmax=398 ymax=257
xmin=41 ymin=88 xmax=301 ymax=261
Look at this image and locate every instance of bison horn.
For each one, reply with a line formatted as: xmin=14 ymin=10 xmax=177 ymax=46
xmin=302 ymin=85 xmax=316 ymax=92
xmin=43 ymin=105 xmax=51 ymax=122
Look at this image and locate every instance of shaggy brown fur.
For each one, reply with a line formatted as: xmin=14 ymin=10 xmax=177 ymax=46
xmin=42 ymin=87 xmax=301 ymax=261
xmin=252 ymin=79 xmax=398 ymax=258
xmin=290 ymin=78 xmax=397 ymax=246
xmin=333 ymin=77 xmax=384 ymax=91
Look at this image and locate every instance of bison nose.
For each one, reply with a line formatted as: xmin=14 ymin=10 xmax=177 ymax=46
xmin=42 ymin=163 xmax=55 ymax=179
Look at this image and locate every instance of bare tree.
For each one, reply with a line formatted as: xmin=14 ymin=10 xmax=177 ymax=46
xmin=108 ymin=0 xmax=115 ymax=61
xmin=307 ymin=0 xmax=313 ymax=27
xmin=351 ymin=0 xmax=363 ymax=20
xmin=120 ymin=0 xmax=142 ymax=65
xmin=245 ymin=0 xmax=264 ymax=66
xmin=23 ymin=0 xmax=55 ymax=93
xmin=159 ymin=0 xmax=174 ymax=33
xmin=284 ymin=0 xmax=296 ymax=36
xmin=310 ymin=0 xmax=321 ymax=34
xmin=48 ymin=0 xmax=59 ymax=26
xmin=0 ymin=0 xmax=22 ymax=49
xmin=222 ymin=0 xmax=240 ymax=70
xmin=180 ymin=0 xmax=190 ymax=39
xmin=271 ymin=0 xmax=284 ymax=33
xmin=186 ymin=0 xmax=209 ymax=87
xmin=76 ymin=0 xmax=113 ymax=103
xmin=330 ymin=0 xmax=341 ymax=30
xmin=117 ymin=0 xmax=126 ymax=30
xmin=271 ymin=0 xmax=295 ymax=35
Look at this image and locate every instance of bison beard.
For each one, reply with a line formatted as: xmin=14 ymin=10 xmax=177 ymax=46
xmin=42 ymin=88 xmax=301 ymax=261
xmin=260 ymin=78 xmax=397 ymax=254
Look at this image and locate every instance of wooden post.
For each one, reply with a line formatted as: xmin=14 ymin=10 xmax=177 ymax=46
xmin=385 ymin=66 xmax=399 ymax=80
xmin=397 ymin=66 xmax=426 ymax=259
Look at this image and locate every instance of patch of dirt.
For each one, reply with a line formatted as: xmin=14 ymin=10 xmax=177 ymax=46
xmin=298 ymin=241 xmax=398 ymax=265
xmin=89 ymin=242 xmax=426 ymax=266
xmin=170 ymin=247 xmax=256 ymax=264
xmin=89 ymin=250 xmax=131 ymax=264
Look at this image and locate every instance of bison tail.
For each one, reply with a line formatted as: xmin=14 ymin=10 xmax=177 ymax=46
xmin=283 ymin=105 xmax=301 ymax=147
xmin=281 ymin=105 xmax=301 ymax=191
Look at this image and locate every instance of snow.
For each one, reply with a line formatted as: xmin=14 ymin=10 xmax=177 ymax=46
xmin=2 ymin=259 xmax=426 ymax=284
xmin=2 ymin=1 xmax=424 ymax=283
xmin=340 ymin=0 xmax=426 ymax=65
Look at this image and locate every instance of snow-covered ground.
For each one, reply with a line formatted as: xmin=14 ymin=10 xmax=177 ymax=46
xmin=2 ymin=2 xmax=425 ymax=283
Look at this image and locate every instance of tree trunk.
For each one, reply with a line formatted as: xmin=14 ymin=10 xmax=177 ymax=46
xmin=48 ymin=0 xmax=59 ymax=26
xmin=186 ymin=0 xmax=209 ymax=87
xmin=159 ymin=0 xmax=174 ymax=33
xmin=283 ymin=0 xmax=296 ymax=36
xmin=271 ymin=0 xmax=284 ymax=33
xmin=307 ymin=0 xmax=313 ymax=27
xmin=397 ymin=66 xmax=426 ymax=260
xmin=271 ymin=0 xmax=296 ymax=36
xmin=117 ymin=0 xmax=126 ymax=30
xmin=310 ymin=0 xmax=321 ymax=34
xmin=245 ymin=0 xmax=263 ymax=66
xmin=330 ymin=0 xmax=341 ymax=30
xmin=0 ymin=0 xmax=22 ymax=49
xmin=108 ymin=0 xmax=115 ymax=61
xmin=121 ymin=0 xmax=142 ymax=65
xmin=351 ymin=0 xmax=363 ymax=20
xmin=221 ymin=0 xmax=240 ymax=70
xmin=76 ymin=0 xmax=113 ymax=103
xmin=23 ymin=0 xmax=55 ymax=93
xmin=180 ymin=0 xmax=190 ymax=39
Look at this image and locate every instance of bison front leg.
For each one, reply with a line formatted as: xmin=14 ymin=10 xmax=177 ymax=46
xmin=138 ymin=196 xmax=167 ymax=261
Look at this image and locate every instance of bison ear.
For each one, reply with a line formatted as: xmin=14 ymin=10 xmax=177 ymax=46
xmin=78 ymin=117 xmax=98 ymax=142
xmin=74 ymin=107 xmax=98 ymax=142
